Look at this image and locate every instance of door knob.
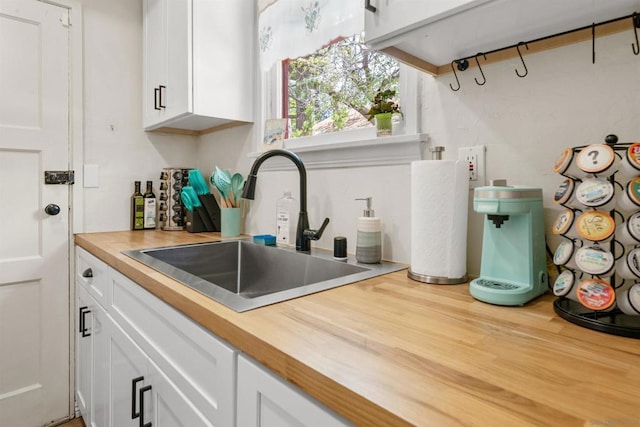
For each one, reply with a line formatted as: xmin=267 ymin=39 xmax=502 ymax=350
xmin=44 ymin=204 xmax=61 ymax=216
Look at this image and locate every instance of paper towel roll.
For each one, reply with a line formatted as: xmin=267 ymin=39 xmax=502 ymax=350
xmin=410 ymin=160 xmax=469 ymax=282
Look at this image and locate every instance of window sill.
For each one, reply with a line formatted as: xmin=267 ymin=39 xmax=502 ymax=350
xmin=248 ymin=133 xmax=428 ymax=171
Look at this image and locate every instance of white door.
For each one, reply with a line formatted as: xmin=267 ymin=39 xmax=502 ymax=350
xmin=0 ymin=1 xmax=71 ymax=426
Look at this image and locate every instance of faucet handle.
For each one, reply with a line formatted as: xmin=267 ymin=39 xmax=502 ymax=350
xmin=304 ymin=217 xmax=330 ymax=241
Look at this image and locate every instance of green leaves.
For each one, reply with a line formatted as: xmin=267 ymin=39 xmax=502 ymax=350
xmin=366 ymin=88 xmax=400 ymax=121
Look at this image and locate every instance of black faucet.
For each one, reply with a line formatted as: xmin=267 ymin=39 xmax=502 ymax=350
xmin=242 ymin=149 xmax=330 ymax=252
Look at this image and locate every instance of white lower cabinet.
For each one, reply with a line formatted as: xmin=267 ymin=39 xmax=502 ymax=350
xmin=76 ymin=246 xmax=353 ymax=427
xmin=75 ymin=283 xmax=92 ymax=423
xmin=108 ymin=320 xmax=147 ymax=427
xmin=76 ymin=260 xmax=108 ymax=427
xmin=237 ymin=354 xmax=350 ymax=427
xmin=109 ymin=319 xmax=211 ymax=427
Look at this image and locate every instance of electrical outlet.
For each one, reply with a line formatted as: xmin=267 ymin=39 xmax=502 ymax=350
xmin=458 ymin=146 xmax=486 ymax=188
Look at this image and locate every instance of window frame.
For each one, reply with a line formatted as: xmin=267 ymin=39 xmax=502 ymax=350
xmin=252 ymin=51 xmax=426 ymax=170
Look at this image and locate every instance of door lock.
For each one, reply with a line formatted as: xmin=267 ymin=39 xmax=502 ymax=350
xmin=44 ymin=204 xmax=61 ymax=216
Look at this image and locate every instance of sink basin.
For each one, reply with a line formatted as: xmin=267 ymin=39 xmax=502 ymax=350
xmin=123 ymin=239 xmax=405 ymax=312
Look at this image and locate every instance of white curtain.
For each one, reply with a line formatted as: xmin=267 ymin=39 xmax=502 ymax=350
xmin=258 ymin=0 xmax=363 ymax=71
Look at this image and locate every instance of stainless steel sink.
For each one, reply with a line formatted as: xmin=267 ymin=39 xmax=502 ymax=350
xmin=123 ymin=239 xmax=404 ymax=312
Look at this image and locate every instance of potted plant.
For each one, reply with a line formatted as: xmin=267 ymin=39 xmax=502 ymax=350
xmin=366 ymin=88 xmax=400 ymax=136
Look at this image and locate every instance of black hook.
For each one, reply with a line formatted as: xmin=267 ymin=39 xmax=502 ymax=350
xmin=474 ymin=54 xmax=487 ymax=85
xmin=449 ymin=60 xmax=461 ymax=91
xmin=514 ymin=42 xmax=528 ymax=77
xmin=632 ymin=13 xmax=640 ymax=55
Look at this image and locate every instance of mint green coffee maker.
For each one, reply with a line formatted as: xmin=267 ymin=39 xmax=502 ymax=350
xmin=470 ymin=180 xmax=548 ymax=305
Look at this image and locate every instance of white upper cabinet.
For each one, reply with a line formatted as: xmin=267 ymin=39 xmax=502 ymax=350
xmin=365 ymin=0 xmax=640 ymax=73
xmin=143 ymin=0 xmax=254 ymax=132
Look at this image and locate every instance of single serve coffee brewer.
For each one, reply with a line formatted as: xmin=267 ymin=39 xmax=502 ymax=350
xmin=470 ymin=180 xmax=548 ymax=305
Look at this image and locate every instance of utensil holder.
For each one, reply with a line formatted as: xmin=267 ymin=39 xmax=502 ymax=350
xmin=221 ymin=208 xmax=241 ymax=237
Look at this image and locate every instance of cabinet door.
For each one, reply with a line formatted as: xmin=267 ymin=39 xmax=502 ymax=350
xmin=237 ymin=355 xmax=350 ymax=427
xmin=75 ymin=284 xmax=92 ymax=422
xmin=147 ymin=358 xmax=213 ymax=427
xmin=90 ymin=302 xmax=109 ymax=427
xmin=143 ymin=0 xmax=190 ymax=128
xmin=108 ymin=321 xmax=149 ymax=427
xmin=143 ymin=0 xmax=167 ymax=127
xmin=108 ymin=267 xmax=236 ymax=426
xmin=164 ymin=0 xmax=190 ymax=121
xmin=364 ymin=0 xmax=491 ymax=43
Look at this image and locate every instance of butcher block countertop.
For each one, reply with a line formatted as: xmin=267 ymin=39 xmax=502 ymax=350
xmin=75 ymin=231 xmax=640 ymax=427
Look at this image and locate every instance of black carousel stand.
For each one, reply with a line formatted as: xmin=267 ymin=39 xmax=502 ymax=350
xmin=553 ymin=135 xmax=640 ymax=339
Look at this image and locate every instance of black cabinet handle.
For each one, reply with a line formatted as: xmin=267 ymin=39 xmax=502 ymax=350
xmin=365 ymin=0 xmax=376 ymax=13
xmin=79 ymin=306 xmax=91 ymax=337
xmin=82 ymin=268 xmax=93 ymax=278
xmin=154 ymin=87 xmax=161 ymax=110
xmin=159 ymin=85 xmax=166 ymax=109
xmin=131 ymin=376 xmax=144 ymax=419
xmin=139 ymin=385 xmax=153 ymax=427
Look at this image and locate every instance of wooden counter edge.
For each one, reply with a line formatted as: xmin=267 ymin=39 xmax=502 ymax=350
xmin=74 ymin=234 xmax=410 ymax=426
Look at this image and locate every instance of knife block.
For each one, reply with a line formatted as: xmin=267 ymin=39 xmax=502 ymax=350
xmin=186 ymin=210 xmax=208 ymax=233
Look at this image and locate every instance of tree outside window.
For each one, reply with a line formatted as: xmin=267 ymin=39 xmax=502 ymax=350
xmin=284 ymin=33 xmax=400 ymax=139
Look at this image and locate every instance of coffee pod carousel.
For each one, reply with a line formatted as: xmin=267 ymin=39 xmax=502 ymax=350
xmin=551 ymin=134 xmax=640 ymax=338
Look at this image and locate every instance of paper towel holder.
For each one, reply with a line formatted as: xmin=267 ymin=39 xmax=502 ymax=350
xmin=429 ymin=146 xmax=444 ymax=160
xmin=408 ymin=155 xmax=468 ymax=285
xmin=408 ymin=269 xmax=468 ymax=285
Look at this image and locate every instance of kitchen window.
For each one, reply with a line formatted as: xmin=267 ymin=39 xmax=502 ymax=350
xmin=254 ymin=1 xmax=424 ymax=169
xmin=283 ymin=33 xmax=399 ymax=139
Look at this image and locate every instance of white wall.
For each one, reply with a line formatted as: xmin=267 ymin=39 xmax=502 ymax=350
xmin=76 ymin=2 xmax=640 ymax=275
xmin=198 ymin=30 xmax=640 ymax=276
xmin=79 ymin=0 xmax=197 ymax=232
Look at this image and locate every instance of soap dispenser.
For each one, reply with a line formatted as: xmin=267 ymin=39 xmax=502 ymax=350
xmin=355 ymin=197 xmax=382 ymax=264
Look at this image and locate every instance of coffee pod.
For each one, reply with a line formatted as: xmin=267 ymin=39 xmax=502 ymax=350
xmin=576 ymin=278 xmax=616 ymax=311
xmin=552 ymin=178 xmax=580 ymax=209
xmin=575 ymin=178 xmax=615 ymax=211
xmin=553 ymin=270 xmax=578 ymax=301
xmin=617 ymin=142 xmax=640 ymax=178
xmin=616 ymin=177 xmax=640 ymax=212
xmin=553 ymin=148 xmax=584 ymax=178
xmin=615 ymin=247 xmax=640 ymax=280
xmin=575 ymin=210 xmax=615 ymax=243
xmin=575 ymin=245 xmax=615 ymax=277
xmin=615 ymin=211 xmax=640 ymax=245
xmin=553 ymin=240 xmax=579 ymax=270
xmin=617 ymin=283 xmax=640 ymax=315
xmin=551 ymin=209 xmax=579 ymax=240
xmin=575 ymin=144 xmax=619 ymax=178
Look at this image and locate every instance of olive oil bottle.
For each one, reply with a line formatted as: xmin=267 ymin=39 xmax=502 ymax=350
xmin=131 ymin=181 xmax=144 ymax=230
xmin=143 ymin=180 xmax=157 ymax=229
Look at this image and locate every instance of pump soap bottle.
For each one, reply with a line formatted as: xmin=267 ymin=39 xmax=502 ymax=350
xmin=355 ymin=197 xmax=382 ymax=264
